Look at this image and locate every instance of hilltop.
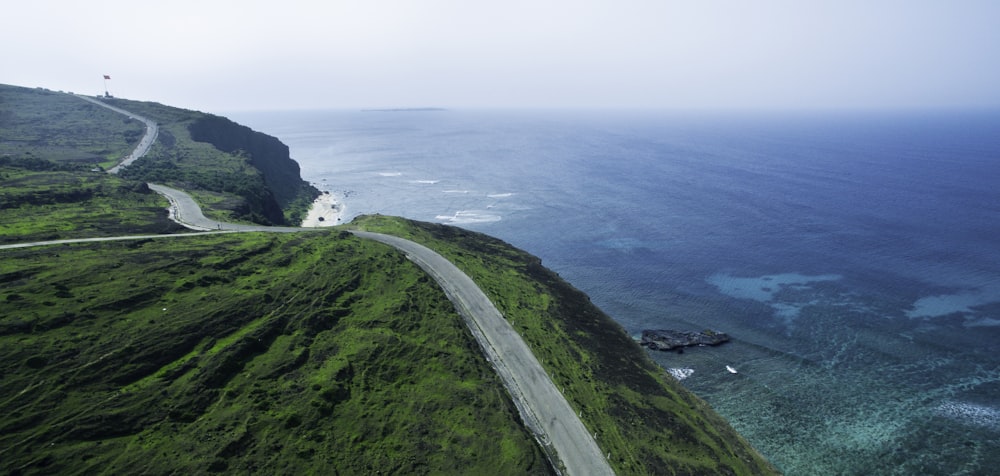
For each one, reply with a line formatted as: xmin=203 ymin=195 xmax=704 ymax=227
xmin=0 ymin=84 xmax=777 ymax=474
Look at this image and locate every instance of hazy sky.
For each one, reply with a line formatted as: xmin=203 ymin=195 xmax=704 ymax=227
xmin=5 ymin=0 xmax=1000 ymax=112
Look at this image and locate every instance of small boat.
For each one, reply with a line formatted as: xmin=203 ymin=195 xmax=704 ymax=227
xmin=726 ymin=365 xmax=738 ymax=374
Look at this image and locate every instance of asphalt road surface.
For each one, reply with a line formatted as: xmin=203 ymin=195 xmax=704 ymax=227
xmin=74 ymin=95 xmax=158 ymax=174
xmin=353 ymin=231 xmax=615 ymax=476
xmin=147 ymin=183 xmax=307 ymax=232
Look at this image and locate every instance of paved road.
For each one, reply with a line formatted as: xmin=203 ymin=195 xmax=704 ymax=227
xmin=147 ymin=183 xmax=306 ymax=233
xmin=74 ymin=95 xmax=158 ymax=174
xmin=353 ymin=231 xmax=615 ymax=476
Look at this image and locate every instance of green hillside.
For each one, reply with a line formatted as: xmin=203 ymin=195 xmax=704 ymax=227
xmin=0 ymin=85 xmax=318 ymax=226
xmin=0 ymin=84 xmax=777 ymax=475
xmin=1 ymin=232 xmax=551 ymax=474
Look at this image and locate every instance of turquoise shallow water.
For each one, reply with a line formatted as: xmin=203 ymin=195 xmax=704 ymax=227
xmin=231 ymin=109 xmax=1000 ymax=475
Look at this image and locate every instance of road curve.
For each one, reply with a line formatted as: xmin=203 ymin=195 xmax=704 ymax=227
xmin=353 ymin=231 xmax=615 ymax=476
xmin=147 ymin=183 xmax=307 ymax=233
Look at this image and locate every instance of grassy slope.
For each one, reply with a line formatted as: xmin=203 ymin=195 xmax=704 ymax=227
xmin=0 ymin=86 xmax=185 ymax=242
xmin=0 ymin=232 xmax=550 ymax=475
xmin=0 ymin=86 xmax=143 ymax=168
xmin=0 ymin=162 xmax=186 ymax=244
xmin=350 ymin=215 xmax=778 ymax=475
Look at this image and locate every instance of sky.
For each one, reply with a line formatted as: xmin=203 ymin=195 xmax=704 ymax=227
xmin=4 ymin=0 xmax=1000 ymax=112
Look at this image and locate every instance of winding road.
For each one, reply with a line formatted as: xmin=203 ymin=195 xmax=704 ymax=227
xmin=75 ymin=95 xmax=158 ymax=174
xmin=0 ymin=95 xmax=615 ymax=475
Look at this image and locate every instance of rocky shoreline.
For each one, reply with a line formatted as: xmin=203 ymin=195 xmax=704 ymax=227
xmin=300 ymin=191 xmax=344 ymax=227
xmin=640 ymin=329 xmax=730 ymax=351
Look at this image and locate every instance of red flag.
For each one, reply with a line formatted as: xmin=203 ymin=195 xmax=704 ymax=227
xmin=103 ymin=75 xmax=111 ymax=80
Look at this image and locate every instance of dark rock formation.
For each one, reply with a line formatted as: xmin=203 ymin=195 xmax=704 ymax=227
xmin=188 ymin=114 xmax=320 ymax=224
xmin=640 ymin=329 xmax=730 ymax=351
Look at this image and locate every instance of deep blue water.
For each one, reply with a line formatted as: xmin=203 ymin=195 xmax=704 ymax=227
xmin=230 ymin=109 xmax=1000 ymax=475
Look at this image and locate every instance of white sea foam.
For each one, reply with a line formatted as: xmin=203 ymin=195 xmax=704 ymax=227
xmin=377 ymin=172 xmax=403 ymax=177
xmin=410 ymin=179 xmax=440 ymax=184
xmin=935 ymin=400 xmax=1000 ymax=429
xmin=443 ymin=189 xmax=470 ymax=194
xmin=487 ymin=192 xmax=514 ymax=198
xmin=667 ymin=368 xmax=694 ymax=380
xmin=435 ymin=210 xmax=501 ymax=224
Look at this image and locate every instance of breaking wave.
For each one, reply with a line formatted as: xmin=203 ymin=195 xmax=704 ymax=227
xmin=435 ymin=210 xmax=502 ymax=224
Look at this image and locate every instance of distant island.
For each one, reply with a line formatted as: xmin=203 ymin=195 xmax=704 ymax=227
xmin=0 ymin=83 xmax=776 ymax=475
xmin=361 ymin=107 xmax=447 ymax=112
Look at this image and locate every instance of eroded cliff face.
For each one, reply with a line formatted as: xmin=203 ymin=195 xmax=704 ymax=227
xmin=188 ymin=115 xmax=319 ymax=224
xmin=188 ymin=115 xmax=316 ymax=209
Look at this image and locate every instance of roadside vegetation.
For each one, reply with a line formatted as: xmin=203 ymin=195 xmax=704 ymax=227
xmin=0 ymin=232 xmax=550 ymax=474
xmin=0 ymin=86 xmax=142 ymax=169
xmin=0 ymin=157 xmax=185 ymax=243
xmin=350 ymin=215 xmax=777 ymax=475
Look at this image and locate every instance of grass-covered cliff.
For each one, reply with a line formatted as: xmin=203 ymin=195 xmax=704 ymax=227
xmin=350 ymin=215 xmax=777 ymax=475
xmin=0 ymin=84 xmax=777 ymax=475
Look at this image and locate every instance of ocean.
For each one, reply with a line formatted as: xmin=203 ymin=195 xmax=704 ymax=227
xmin=228 ymin=109 xmax=1000 ymax=475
